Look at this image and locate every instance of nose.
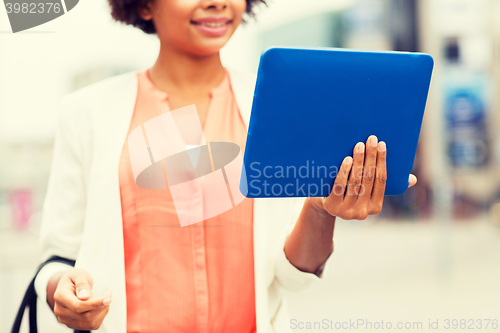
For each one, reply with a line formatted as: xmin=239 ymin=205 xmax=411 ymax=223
xmin=202 ymin=0 xmax=228 ymax=10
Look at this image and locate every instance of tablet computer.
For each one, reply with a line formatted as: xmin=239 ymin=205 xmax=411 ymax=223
xmin=240 ymin=46 xmax=434 ymax=198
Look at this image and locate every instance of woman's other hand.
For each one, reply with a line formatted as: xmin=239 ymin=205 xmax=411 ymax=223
xmin=311 ymin=135 xmax=417 ymax=220
xmin=47 ymin=268 xmax=112 ymax=331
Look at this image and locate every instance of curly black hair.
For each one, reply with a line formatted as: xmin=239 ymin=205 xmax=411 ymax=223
xmin=108 ymin=0 xmax=267 ymax=34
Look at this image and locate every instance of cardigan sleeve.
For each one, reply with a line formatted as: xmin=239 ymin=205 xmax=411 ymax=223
xmin=34 ymin=95 xmax=88 ymax=302
xmin=274 ymin=198 xmax=334 ymax=292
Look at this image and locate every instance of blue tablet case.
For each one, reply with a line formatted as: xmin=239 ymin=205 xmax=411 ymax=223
xmin=240 ymin=46 xmax=434 ymax=198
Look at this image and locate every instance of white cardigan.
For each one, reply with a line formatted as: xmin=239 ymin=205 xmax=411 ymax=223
xmin=34 ymin=67 xmax=334 ymax=333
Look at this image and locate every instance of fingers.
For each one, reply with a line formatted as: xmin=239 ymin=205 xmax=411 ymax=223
xmin=55 ymin=292 xmax=110 ymax=313
xmin=343 ymin=141 xmax=365 ymax=206
xmin=56 ymin=304 xmax=110 ymax=331
xmin=408 ymin=174 xmax=417 ymax=187
xmin=69 ymin=269 xmax=93 ymax=300
xmin=323 ymin=156 xmax=353 ymax=210
xmin=55 ymin=271 xmax=112 ymax=313
xmin=358 ymin=135 xmax=378 ymax=204
xmin=53 ymin=268 xmax=113 ymax=330
xmin=322 ymin=137 xmax=388 ymax=220
xmin=370 ymin=141 xmax=387 ymax=201
xmin=54 ymin=298 xmax=109 ymax=322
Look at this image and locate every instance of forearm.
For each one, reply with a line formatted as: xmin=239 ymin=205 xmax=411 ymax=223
xmin=284 ymin=197 xmax=335 ymax=274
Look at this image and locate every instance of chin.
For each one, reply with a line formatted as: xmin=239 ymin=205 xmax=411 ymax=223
xmin=193 ymin=41 xmax=229 ymax=56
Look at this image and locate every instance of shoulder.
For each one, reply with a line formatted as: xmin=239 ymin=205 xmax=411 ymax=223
xmin=61 ymin=70 xmax=139 ymax=109
xmin=57 ymin=70 xmax=139 ymax=127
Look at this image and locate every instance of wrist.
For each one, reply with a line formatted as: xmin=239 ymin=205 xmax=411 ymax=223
xmin=47 ymin=270 xmax=67 ymax=310
xmin=34 ymin=262 xmax=72 ymax=311
xmin=299 ymin=198 xmax=336 ymax=238
xmin=306 ymin=197 xmax=337 ymax=222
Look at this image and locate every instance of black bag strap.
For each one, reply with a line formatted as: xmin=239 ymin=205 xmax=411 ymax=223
xmin=11 ymin=256 xmax=90 ymax=333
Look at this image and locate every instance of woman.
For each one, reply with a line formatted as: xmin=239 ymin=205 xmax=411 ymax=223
xmin=34 ymin=0 xmax=418 ymax=332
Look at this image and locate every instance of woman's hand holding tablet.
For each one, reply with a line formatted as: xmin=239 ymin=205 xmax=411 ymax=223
xmin=309 ymin=135 xmax=417 ymax=221
xmin=283 ymin=135 xmax=418 ymax=275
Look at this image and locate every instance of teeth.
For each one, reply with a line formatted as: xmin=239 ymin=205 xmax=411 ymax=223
xmin=201 ymin=22 xmax=226 ymax=27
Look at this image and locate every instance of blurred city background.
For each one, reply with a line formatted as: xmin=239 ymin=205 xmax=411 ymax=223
xmin=1 ymin=0 xmax=499 ymax=331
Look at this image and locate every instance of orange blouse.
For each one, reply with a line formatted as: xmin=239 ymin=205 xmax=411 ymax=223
xmin=119 ymin=68 xmax=256 ymax=333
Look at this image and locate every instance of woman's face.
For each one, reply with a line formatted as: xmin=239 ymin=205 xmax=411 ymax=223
xmin=141 ymin=0 xmax=247 ymax=57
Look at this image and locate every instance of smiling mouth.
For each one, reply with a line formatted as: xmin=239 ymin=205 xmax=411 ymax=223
xmin=190 ymin=20 xmax=232 ymax=27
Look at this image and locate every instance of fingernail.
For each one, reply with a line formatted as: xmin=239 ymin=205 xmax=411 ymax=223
xmin=344 ymin=156 xmax=353 ymax=165
xmin=106 ymin=291 xmax=113 ymax=298
xmin=103 ymin=298 xmax=111 ymax=306
xmin=409 ymin=174 xmax=417 ymax=182
xmin=78 ymin=289 xmax=89 ymax=299
xmin=358 ymin=142 xmax=365 ymax=153
xmin=370 ymin=136 xmax=378 ymax=147
xmin=378 ymin=142 xmax=386 ymax=152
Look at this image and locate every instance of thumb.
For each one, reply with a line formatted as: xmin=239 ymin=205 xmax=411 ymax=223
xmin=70 ymin=269 xmax=93 ymax=301
xmin=408 ymin=174 xmax=417 ymax=188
